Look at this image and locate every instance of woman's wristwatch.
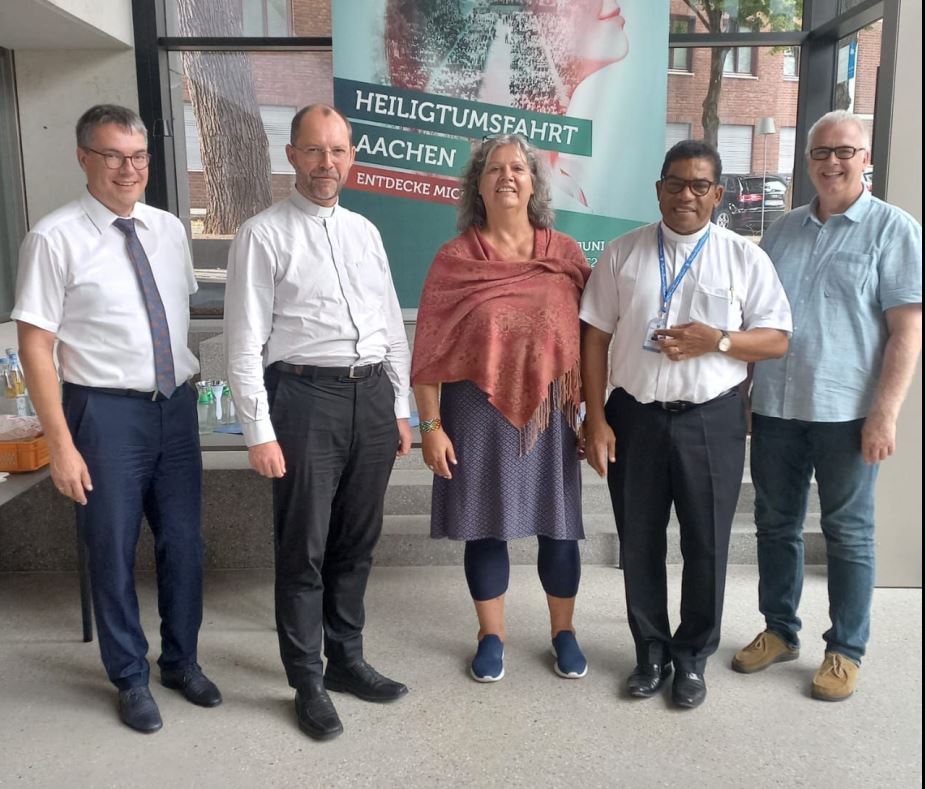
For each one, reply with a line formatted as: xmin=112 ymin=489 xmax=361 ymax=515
xmin=419 ymin=417 xmax=443 ymax=433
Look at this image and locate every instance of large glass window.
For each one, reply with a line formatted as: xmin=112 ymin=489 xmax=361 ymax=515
xmin=169 ymin=50 xmax=333 ymax=315
xmin=166 ymin=0 xmax=330 ymax=37
xmin=667 ymin=44 xmax=801 ymax=239
xmin=835 ymin=19 xmax=882 ymax=194
xmin=0 ymin=48 xmax=27 ymax=321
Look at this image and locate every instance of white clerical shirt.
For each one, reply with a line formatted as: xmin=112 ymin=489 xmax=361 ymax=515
xmin=224 ymin=190 xmax=411 ymax=446
xmin=580 ymin=221 xmax=792 ymax=404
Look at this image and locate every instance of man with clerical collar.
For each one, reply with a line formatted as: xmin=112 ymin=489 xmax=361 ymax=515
xmin=13 ymin=104 xmax=221 ymax=733
xmin=225 ymin=104 xmax=412 ymax=740
xmin=580 ymin=139 xmax=792 ymax=709
xmin=733 ymin=110 xmax=922 ymax=701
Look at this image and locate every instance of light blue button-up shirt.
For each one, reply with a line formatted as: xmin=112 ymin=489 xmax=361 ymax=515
xmin=752 ymin=189 xmax=922 ymax=422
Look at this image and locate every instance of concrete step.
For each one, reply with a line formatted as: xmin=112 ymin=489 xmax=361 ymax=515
xmin=0 ymin=456 xmax=822 ymax=572
xmin=373 ymin=513 xmax=825 ymax=567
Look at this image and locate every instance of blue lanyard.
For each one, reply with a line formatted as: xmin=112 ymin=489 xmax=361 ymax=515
xmin=657 ymin=224 xmax=710 ymax=316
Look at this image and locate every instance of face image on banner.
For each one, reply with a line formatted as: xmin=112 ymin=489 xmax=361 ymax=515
xmin=333 ymin=0 xmax=668 ymax=305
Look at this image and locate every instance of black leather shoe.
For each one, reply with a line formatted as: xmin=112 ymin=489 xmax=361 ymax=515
xmin=627 ymin=663 xmax=673 ymax=698
xmin=672 ymin=671 xmax=707 ymax=709
xmin=324 ymin=660 xmax=409 ymax=703
xmin=296 ymin=677 xmax=344 ymax=740
xmin=160 ymin=663 xmax=223 ymax=707
xmin=118 ymin=686 xmax=163 ymax=733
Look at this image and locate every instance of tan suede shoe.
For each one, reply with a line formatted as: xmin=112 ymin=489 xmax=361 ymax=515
xmin=811 ymin=652 xmax=860 ymax=701
xmin=732 ymin=630 xmax=800 ymax=674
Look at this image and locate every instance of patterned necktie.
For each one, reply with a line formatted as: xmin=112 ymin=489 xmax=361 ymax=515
xmin=113 ymin=218 xmax=177 ymax=398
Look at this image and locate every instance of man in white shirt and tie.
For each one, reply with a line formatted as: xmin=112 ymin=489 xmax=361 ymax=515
xmin=580 ymin=140 xmax=792 ymax=709
xmin=13 ymin=104 xmax=221 ymax=734
xmin=225 ymin=104 xmax=412 ymax=740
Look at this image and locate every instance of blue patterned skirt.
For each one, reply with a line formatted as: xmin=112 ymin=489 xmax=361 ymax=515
xmin=430 ymin=380 xmax=584 ymax=541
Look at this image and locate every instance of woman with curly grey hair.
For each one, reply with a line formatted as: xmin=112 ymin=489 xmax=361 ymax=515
xmin=411 ymin=135 xmax=590 ymax=683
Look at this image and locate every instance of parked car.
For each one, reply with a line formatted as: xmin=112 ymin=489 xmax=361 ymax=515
xmin=863 ymin=167 xmax=874 ymax=191
xmin=713 ymin=174 xmax=788 ymax=235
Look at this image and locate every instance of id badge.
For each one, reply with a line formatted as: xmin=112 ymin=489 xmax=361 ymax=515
xmin=642 ymin=316 xmax=664 ymax=353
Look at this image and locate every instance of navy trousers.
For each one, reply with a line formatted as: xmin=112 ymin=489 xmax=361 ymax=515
xmin=63 ymin=383 xmax=203 ymax=690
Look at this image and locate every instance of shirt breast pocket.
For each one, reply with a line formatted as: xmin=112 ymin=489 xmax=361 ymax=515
xmin=689 ymin=284 xmax=735 ymax=329
xmin=823 ymin=252 xmax=873 ymax=301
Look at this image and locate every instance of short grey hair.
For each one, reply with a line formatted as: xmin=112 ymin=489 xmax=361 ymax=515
xmin=456 ymin=134 xmax=554 ymax=233
xmin=290 ymin=103 xmax=353 ymax=145
xmin=76 ymin=104 xmax=147 ymax=148
xmin=805 ymin=110 xmax=871 ymax=155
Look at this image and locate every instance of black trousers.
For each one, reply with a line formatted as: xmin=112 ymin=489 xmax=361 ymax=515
xmin=268 ymin=366 xmax=398 ymax=688
xmin=605 ymin=387 xmax=745 ymax=673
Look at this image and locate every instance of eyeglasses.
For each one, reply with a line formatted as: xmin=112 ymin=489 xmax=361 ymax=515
xmin=83 ymin=148 xmax=151 ymax=170
xmin=290 ymin=145 xmax=350 ymax=162
xmin=809 ymin=146 xmax=866 ymax=161
xmin=661 ymin=176 xmax=716 ymax=196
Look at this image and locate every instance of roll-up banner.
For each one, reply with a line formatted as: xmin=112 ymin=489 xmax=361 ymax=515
xmin=333 ymin=0 xmax=669 ymax=306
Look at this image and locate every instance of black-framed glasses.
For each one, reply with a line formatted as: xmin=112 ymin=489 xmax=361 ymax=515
xmin=83 ymin=147 xmax=151 ymax=170
xmin=809 ymin=146 xmax=866 ymax=161
xmin=661 ymin=176 xmax=716 ymax=196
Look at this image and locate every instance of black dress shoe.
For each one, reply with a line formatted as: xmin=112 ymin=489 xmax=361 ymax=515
xmin=161 ymin=663 xmax=223 ymax=707
xmin=324 ymin=660 xmax=409 ymax=703
xmin=296 ymin=677 xmax=344 ymax=740
xmin=672 ymin=671 xmax=707 ymax=709
xmin=118 ymin=686 xmax=163 ymax=733
xmin=626 ymin=663 xmax=673 ymax=698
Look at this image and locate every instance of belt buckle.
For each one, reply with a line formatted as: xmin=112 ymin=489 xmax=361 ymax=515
xmin=662 ymin=400 xmax=685 ymax=413
xmin=348 ymin=364 xmax=364 ymax=379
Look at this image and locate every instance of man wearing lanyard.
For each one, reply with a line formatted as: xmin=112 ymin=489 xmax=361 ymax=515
xmin=225 ymin=104 xmax=412 ymax=740
xmin=13 ymin=104 xmax=220 ymax=733
xmin=580 ymin=140 xmax=792 ymax=709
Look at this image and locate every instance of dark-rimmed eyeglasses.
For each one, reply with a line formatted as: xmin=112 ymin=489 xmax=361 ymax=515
xmin=809 ymin=146 xmax=865 ymax=161
xmin=661 ymin=176 xmax=716 ymax=196
xmin=83 ymin=148 xmax=151 ymax=170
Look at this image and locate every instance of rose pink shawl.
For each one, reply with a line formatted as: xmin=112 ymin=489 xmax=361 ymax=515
xmin=411 ymin=226 xmax=590 ymax=452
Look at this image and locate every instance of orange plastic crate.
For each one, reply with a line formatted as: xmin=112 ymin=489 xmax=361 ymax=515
xmin=0 ymin=435 xmax=50 ymax=472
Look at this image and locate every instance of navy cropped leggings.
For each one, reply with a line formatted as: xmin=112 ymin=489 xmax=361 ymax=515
xmin=464 ymin=536 xmax=581 ymax=601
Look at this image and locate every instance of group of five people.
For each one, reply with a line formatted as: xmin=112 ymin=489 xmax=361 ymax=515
xmin=12 ymin=102 xmax=921 ymax=738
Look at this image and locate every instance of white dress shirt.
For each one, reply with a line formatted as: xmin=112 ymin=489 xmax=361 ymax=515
xmin=224 ymin=190 xmax=411 ymax=446
xmin=12 ymin=190 xmax=199 ymax=390
xmin=580 ymin=221 xmax=792 ymax=404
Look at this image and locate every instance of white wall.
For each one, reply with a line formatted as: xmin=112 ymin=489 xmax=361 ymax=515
xmin=44 ymin=0 xmax=134 ymax=46
xmin=875 ymin=0 xmax=923 ymax=587
xmin=15 ymin=49 xmax=138 ymax=225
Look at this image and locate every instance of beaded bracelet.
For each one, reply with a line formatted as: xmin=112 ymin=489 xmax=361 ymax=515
xmin=419 ymin=417 xmax=442 ymax=433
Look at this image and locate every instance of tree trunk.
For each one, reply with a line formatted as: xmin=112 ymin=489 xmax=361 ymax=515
xmin=177 ymin=0 xmax=273 ymax=235
xmin=701 ymin=46 xmax=730 ymax=149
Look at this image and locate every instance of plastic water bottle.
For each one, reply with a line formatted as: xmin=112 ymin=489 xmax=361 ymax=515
xmin=209 ymin=381 xmax=225 ymax=424
xmin=5 ymin=350 xmax=35 ymax=416
xmin=1 ymin=355 xmax=29 ymax=417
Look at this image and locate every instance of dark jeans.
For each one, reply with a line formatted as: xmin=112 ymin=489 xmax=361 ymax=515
xmin=751 ymin=415 xmax=878 ymax=663
xmin=268 ymin=366 xmax=398 ymax=688
xmin=606 ymin=387 xmax=746 ymax=674
xmin=64 ymin=383 xmax=203 ymax=690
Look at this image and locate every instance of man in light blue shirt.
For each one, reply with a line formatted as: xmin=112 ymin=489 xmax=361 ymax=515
xmin=733 ymin=111 xmax=922 ymax=701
